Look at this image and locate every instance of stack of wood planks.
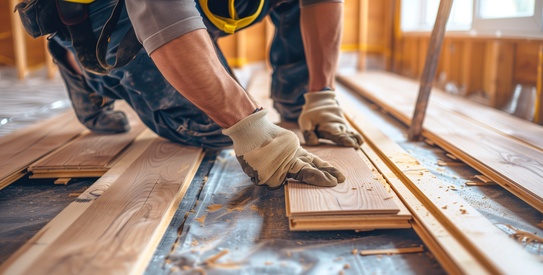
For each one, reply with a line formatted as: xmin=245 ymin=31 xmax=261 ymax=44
xmin=248 ymin=70 xmax=543 ymax=274
xmin=337 ymin=71 xmax=543 ymax=213
xmin=28 ymin=102 xmax=146 ymax=179
xmin=334 ymin=79 xmax=543 ymax=274
xmin=0 ymin=129 xmax=204 ymax=274
xmin=246 ymin=72 xmax=412 ymax=231
xmin=0 ymin=111 xmax=84 ymax=190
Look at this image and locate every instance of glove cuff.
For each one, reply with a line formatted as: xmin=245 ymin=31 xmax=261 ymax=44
xmin=303 ymin=91 xmax=337 ymax=105
xmin=222 ymin=109 xmax=280 ymax=155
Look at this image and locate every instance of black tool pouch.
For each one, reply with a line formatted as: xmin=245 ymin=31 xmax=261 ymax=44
xmin=14 ymin=0 xmax=68 ymax=39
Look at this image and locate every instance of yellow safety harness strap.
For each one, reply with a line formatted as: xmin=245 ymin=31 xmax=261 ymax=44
xmin=199 ymin=0 xmax=264 ymax=34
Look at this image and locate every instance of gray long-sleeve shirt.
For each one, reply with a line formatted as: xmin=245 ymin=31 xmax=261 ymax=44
xmin=125 ymin=0 xmax=342 ymax=54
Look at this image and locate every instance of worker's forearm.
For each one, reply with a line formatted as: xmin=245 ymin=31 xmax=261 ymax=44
xmin=300 ymin=2 xmax=343 ymax=92
xmin=150 ymin=29 xmax=258 ymax=128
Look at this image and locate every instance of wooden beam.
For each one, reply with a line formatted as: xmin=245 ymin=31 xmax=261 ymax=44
xmin=9 ymin=0 xmax=28 ymax=79
xmin=408 ymin=0 xmax=453 ymax=140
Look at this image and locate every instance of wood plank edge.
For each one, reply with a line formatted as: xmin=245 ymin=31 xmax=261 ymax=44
xmin=358 ymin=141 xmax=488 ymax=275
xmin=134 ymin=149 xmax=205 ymax=275
xmin=0 ymin=130 xmax=158 ymax=275
xmin=0 ymin=169 xmax=26 ymax=191
xmin=344 ymin=108 xmax=542 ymax=274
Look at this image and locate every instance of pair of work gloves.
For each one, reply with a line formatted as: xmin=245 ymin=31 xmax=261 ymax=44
xmin=223 ymin=90 xmax=363 ymax=189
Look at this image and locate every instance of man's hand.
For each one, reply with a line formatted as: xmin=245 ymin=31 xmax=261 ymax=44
xmin=298 ymin=91 xmax=363 ymax=148
xmin=223 ymin=110 xmax=345 ymax=188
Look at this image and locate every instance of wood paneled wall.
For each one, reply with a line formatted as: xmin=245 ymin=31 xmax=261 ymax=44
xmin=217 ymin=0 xmax=394 ymax=70
xmin=5 ymin=0 xmax=541 ymax=120
xmin=393 ymin=35 xmax=543 ymax=110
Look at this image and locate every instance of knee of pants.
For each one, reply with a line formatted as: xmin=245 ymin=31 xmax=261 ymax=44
xmin=153 ymin=113 xmax=232 ymax=149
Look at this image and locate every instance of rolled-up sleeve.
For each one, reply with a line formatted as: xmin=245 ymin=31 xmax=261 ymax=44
xmin=125 ymin=0 xmax=206 ymax=54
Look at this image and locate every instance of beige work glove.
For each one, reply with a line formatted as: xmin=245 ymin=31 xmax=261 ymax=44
xmin=223 ymin=110 xmax=345 ymax=189
xmin=298 ymin=91 xmax=363 ymax=148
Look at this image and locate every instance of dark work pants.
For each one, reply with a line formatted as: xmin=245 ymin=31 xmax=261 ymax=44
xmin=51 ymin=0 xmax=308 ymax=148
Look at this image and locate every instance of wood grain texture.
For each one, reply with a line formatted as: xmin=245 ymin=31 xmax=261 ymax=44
xmin=0 ymin=130 xmax=158 ymax=275
xmin=338 ymin=71 xmax=543 ymax=213
xmin=287 ymin=146 xmax=400 ymax=215
xmin=12 ymin=137 xmax=203 ymax=275
xmin=336 ymin=83 xmax=543 ymax=274
xmin=0 ymin=111 xmax=84 ymax=189
xmin=29 ymin=102 xmax=145 ymax=176
xmin=246 ymin=69 xmax=406 ymax=231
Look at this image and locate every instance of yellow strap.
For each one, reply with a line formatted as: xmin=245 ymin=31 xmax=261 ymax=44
xmin=63 ymin=0 xmax=95 ymax=3
xmin=199 ymin=0 xmax=264 ymax=34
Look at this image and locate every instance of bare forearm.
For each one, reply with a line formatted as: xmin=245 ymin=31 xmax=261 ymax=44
xmin=300 ymin=2 xmax=343 ymax=92
xmin=150 ymin=29 xmax=257 ymax=128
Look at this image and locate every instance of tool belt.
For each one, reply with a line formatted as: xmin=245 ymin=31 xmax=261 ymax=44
xmin=14 ymin=0 xmax=141 ymax=75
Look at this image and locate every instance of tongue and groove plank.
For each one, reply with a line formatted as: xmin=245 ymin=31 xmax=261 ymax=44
xmin=287 ymin=145 xmax=400 ymax=216
xmin=337 ymin=71 xmax=543 ymax=213
xmin=3 ymin=135 xmax=203 ymax=275
xmin=28 ymin=102 xmax=146 ymax=178
xmin=0 ymin=130 xmax=158 ymax=275
xmin=336 ymin=79 xmax=543 ymax=274
xmin=0 ymin=111 xmax=85 ymax=190
xmin=246 ymin=71 xmax=407 ymax=231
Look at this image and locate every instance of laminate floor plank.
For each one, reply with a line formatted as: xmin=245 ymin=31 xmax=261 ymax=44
xmin=288 ymin=146 xmax=400 ymax=216
xmin=0 ymin=111 xmax=85 ymax=189
xmin=338 ymin=71 xmax=543 ymax=212
xmin=246 ymin=70 xmax=405 ymax=230
xmin=13 ymin=137 xmax=203 ymax=275
xmin=336 ymin=87 xmax=543 ymax=274
xmin=0 ymin=130 xmax=158 ymax=275
xmin=28 ymin=102 xmax=146 ymax=177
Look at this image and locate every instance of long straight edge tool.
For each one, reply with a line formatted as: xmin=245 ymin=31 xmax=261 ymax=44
xmin=408 ymin=0 xmax=454 ymax=140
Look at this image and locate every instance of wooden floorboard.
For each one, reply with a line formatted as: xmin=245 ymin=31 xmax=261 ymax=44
xmin=0 ymin=130 xmax=157 ymax=274
xmin=0 ymin=111 xmax=85 ymax=190
xmin=1 ymin=131 xmax=204 ymax=275
xmin=337 ymin=84 xmax=543 ymax=274
xmin=28 ymin=102 xmax=146 ymax=178
xmin=287 ymin=145 xmax=400 ymax=216
xmin=337 ymin=71 xmax=543 ymax=213
xmin=247 ymin=70 xmax=409 ymax=231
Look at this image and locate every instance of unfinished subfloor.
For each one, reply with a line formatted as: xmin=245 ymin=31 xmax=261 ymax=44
xmin=0 ymin=66 xmax=542 ymax=274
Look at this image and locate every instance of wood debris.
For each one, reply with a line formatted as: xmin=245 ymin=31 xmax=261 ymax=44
xmin=54 ymin=177 xmax=71 ymax=185
xmin=359 ymin=245 xmax=424 ymax=256
xmin=437 ymin=160 xmax=463 ymax=167
xmin=446 ymin=153 xmax=458 ymax=161
xmin=424 ymin=139 xmax=435 ymax=146
xmin=474 ymin=175 xmax=494 ymax=184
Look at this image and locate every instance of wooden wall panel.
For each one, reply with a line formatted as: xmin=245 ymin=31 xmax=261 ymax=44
xmin=515 ymin=42 xmax=540 ymax=85
xmin=342 ymin=0 xmax=360 ymax=50
xmin=244 ymin=21 xmax=267 ymax=63
xmin=483 ymin=41 xmax=515 ymax=108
